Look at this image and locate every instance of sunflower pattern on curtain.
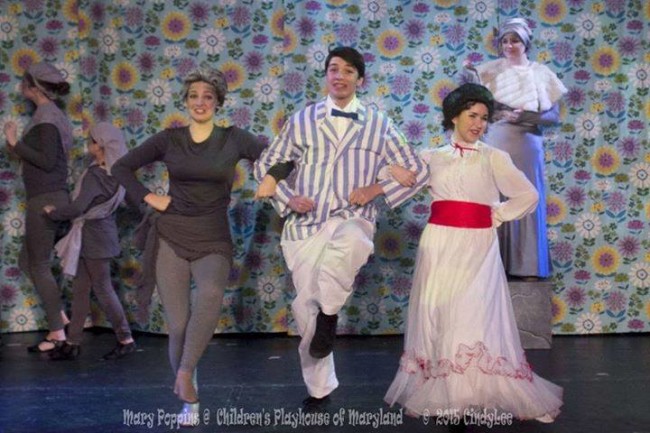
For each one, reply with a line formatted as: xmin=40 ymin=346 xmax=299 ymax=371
xmin=0 ymin=0 xmax=648 ymax=336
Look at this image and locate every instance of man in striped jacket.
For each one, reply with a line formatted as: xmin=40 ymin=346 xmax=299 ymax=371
xmin=254 ymin=46 xmax=429 ymax=410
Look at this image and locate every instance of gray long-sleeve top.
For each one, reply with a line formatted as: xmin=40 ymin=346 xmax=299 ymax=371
xmin=48 ymin=165 xmax=121 ymax=259
xmin=13 ymin=123 xmax=68 ymax=199
xmin=112 ymin=126 xmax=292 ymax=260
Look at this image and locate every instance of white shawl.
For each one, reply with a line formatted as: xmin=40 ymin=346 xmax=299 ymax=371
xmin=473 ymin=58 xmax=567 ymax=112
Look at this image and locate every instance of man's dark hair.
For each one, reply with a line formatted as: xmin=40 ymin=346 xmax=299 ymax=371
xmin=324 ymin=46 xmax=365 ymax=79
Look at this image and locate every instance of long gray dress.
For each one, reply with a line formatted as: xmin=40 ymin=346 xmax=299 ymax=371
xmin=468 ymin=59 xmax=567 ymax=278
xmin=484 ymin=108 xmax=558 ymax=278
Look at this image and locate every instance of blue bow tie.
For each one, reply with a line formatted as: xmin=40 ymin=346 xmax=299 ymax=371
xmin=331 ymin=108 xmax=358 ymax=120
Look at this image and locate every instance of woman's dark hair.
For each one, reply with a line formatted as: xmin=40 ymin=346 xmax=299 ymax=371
xmin=441 ymin=83 xmax=494 ymax=131
xmin=324 ymin=46 xmax=365 ymax=79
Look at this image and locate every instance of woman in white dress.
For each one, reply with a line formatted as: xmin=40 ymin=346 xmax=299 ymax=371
xmin=464 ymin=18 xmax=567 ymax=280
xmin=384 ymin=83 xmax=562 ymax=431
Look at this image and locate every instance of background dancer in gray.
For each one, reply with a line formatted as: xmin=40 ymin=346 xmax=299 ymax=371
xmin=45 ymin=122 xmax=134 ymax=361
xmin=3 ymin=62 xmax=74 ymax=352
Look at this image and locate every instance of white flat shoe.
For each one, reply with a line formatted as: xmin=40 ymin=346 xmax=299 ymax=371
xmin=535 ymin=413 xmax=555 ymax=423
xmin=178 ymin=401 xmax=200 ymax=427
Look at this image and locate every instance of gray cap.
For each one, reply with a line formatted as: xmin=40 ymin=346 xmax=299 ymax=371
xmin=90 ymin=122 xmax=127 ymax=174
xmin=498 ymin=17 xmax=533 ymax=50
xmin=27 ymin=62 xmax=66 ymax=84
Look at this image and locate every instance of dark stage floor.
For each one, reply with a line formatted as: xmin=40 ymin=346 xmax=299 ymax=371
xmin=0 ymin=331 xmax=648 ymax=433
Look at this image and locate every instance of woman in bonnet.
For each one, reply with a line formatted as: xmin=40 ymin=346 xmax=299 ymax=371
xmin=464 ymin=18 xmax=567 ymax=280
xmin=44 ymin=122 xmax=135 ymax=361
xmin=3 ymin=62 xmax=74 ymax=352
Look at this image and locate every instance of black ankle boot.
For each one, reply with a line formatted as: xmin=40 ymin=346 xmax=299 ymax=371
xmin=49 ymin=342 xmax=81 ymax=361
xmin=102 ymin=341 xmax=136 ymax=360
xmin=309 ymin=311 xmax=338 ymax=359
xmin=302 ymin=394 xmax=331 ymax=413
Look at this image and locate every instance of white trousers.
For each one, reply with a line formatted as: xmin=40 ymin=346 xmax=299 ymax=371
xmin=282 ymin=217 xmax=375 ymax=398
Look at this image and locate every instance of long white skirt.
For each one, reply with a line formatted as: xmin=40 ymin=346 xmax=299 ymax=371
xmin=384 ymin=224 xmax=562 ymax=420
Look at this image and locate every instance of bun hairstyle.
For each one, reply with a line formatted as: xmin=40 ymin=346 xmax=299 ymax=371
xmin=181 ymin=64 xmax=228 ymax=108
xmin=442 ymin=83 xmax=494 ymax=131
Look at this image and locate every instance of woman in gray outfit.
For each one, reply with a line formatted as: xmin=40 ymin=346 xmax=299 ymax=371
xmin=112 ymin=65 xmax=291 ymax=425
xmin=44 ymin=122 xmax=135 ymax=361
xmin=3 ymin=62 xmax=73 ymax=352
xmin=464 ymin=18 xmax=567 ymax=279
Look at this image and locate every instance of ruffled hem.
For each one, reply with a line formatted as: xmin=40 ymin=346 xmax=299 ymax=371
xmin=385 ymin=352 xmax=562 ymax=421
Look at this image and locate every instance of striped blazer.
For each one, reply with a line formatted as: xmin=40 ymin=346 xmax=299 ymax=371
xmin=254 ymin=98 xmax=429 ymax=241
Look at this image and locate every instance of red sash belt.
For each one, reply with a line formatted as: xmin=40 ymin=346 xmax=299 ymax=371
xmin=428 ymin=200 xmax=492 ymax=228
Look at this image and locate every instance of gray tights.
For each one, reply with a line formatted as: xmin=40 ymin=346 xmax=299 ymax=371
xmin=22 ymin=191 xmax=69 ymax=331
xmin=67 ymin=258 xmax=132 ymax=345
xmin=155 ymin=238 xmax=230 ymax=375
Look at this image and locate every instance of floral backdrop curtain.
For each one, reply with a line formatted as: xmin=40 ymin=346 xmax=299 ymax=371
xmin=0 ymin=0 xmax=648 ymax=336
